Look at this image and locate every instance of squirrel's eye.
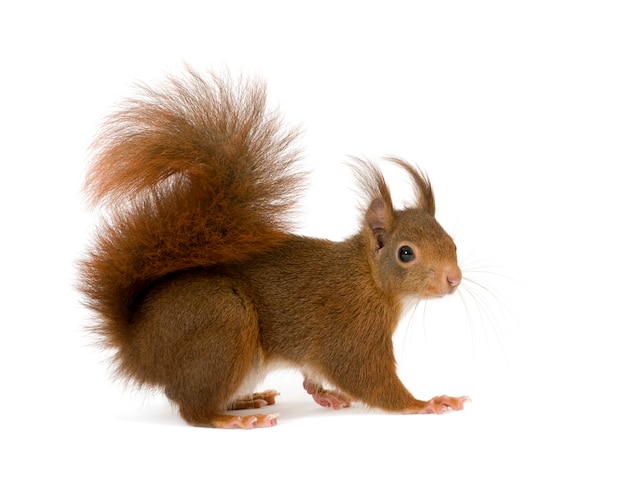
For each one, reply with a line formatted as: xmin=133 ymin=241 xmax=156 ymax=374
xmin=398 ymin=245 xmax=415 ymax=263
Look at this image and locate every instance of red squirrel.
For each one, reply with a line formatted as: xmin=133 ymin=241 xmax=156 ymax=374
xmin=80 ymin=69 xmax=469 ymax=428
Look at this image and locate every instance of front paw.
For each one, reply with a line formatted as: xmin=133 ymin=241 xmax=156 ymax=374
xmin=405 ymin=395 xmax=471 ymax=414
xmin=303 ymin=380 xmax=352 ymax=409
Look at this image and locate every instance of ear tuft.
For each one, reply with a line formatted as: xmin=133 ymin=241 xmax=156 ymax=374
xmin=350 ymin=158 xmax=394 ymax=250
xmin=386 ymin=157 xmax=435 ymax=215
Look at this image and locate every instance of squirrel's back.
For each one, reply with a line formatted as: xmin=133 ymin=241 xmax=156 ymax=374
xmin=80 ymin=69 xmax=304 ymax=355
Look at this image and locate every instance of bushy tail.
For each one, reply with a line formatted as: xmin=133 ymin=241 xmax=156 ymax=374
xmin=79 ymin=69 xmax=303 ymax=350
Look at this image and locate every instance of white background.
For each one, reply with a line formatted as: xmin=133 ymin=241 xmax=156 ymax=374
xmin=2 ymin=1 xmax=625 ymax=478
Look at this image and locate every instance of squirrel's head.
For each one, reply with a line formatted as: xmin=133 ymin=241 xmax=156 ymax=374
xmin=357 ymin=158 xmax=461 ymax=300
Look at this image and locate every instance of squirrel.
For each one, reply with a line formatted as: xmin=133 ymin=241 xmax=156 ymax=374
xmin=80 ymin=68 xmax=469 ymax=429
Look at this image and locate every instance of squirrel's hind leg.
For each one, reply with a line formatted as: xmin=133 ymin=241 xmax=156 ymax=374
xmin=135 ymin=272 xmax=276 ymax=428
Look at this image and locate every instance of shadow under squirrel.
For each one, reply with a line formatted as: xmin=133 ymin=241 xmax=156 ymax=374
xmin=80 ymin=69 xmax=469 ymax=428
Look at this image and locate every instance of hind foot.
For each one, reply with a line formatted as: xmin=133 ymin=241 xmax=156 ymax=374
xmin=182 ymin=413 xmax=278 ymax=430
xmin=206 ymin=413 xmax=279 ymax=429
xmin=180 ymin=408 xmax=279 ymax=429
xmin=229 ymin=389 xmax=280 ymax=410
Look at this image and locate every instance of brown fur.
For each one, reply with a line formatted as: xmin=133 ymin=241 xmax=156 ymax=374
xmin=80 ymin=68 xmax=468 ymax=428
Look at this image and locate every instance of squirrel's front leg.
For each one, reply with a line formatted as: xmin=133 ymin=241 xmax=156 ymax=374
xmin=322 ymin=338 xmax=469 ymax=415
xmin=353 ymin=371 xmax=469 ymax=415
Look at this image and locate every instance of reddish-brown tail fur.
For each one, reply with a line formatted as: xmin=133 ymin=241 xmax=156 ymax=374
xmin=79 ymin=69 xmax=303 ymax=359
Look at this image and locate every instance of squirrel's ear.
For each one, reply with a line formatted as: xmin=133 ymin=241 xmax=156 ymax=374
xmin=365 ymin=197 xmax=393 ymax=250
xmin=350 ymin=158 xmax=394 ymax=249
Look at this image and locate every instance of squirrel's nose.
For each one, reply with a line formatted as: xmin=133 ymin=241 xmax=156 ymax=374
xmin=446 ymin=266 xmax=462 ymax=290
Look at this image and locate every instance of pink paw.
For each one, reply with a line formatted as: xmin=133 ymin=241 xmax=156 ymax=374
xmin=198 ymin=413 xmax=280 ymax=429
xmin=229 ymin=413 xmax=280 ymax=429
xmin=248 ymin=413 xmax=280 ymax=428
xmin=303 ymin=380 xmax=352 ymax=409
xmin=405 ymin=395 xmax=471 ymax=414
xmin=229 ymin=390 xmax=280 ymax=410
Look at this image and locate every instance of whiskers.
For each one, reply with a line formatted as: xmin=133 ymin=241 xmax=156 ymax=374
xmin=395 ymin=260 xmax=522 ymax=371
xmin=456 ymin=260 xmax=521 ymax=364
